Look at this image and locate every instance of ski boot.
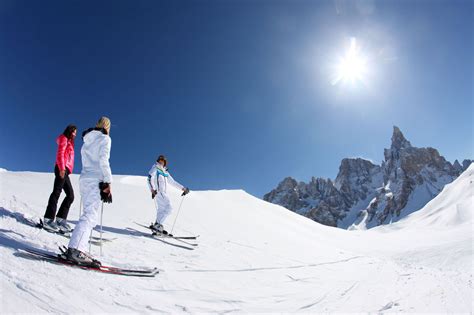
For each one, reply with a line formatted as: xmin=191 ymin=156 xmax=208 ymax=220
xmin=150 ymin=222 xmax=170 ymax=236
xmin=65 ymin=247 xmax=101 ymax=268
xmin=42 ymin=218 xmax=60 ymax=233
xmin=56 ymin=218 xmax=73 ymax=234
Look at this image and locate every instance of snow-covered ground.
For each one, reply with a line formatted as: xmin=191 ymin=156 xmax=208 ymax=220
xmin=0 ymin=165 xmax=472 ymax=313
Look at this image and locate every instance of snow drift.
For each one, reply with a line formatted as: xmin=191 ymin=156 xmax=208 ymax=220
xmin=0 ymin=165 xmax=472 ymax=313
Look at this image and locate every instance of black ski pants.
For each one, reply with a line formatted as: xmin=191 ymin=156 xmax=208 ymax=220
xmin=44 ymin=165 xmax=74 ymax=220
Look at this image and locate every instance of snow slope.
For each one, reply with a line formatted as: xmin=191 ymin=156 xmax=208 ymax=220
xmin=0 ymin=166 xmax=472 ymax=313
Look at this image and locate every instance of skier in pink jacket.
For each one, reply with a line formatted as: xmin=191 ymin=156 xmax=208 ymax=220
xmin=43 ymin=125 xmax=77 ymax=233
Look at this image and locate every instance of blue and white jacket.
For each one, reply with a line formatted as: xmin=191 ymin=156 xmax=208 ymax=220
xmin=147 ymin=163 xmax=184 ymax=196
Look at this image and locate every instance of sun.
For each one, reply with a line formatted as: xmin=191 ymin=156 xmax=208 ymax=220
xmin=332 ymin=37 xmax=368 ymax=86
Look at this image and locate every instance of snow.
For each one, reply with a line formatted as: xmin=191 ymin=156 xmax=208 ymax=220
xmin=339 ymin=194 xmax=376 ymax=229
xmin=389 ymin=163 xmax=473 ymax=229
xmin=0 ymin=167 xmax=472 ymax=313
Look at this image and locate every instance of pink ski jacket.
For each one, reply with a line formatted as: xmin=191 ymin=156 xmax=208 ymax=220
xmin=55 ymin=134 xmax=75 ymax=173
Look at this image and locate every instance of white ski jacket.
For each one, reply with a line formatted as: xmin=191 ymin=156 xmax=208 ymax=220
xmin=148 ymin=163 xmax=183 ymax=195
xmin=80 ymin=128 xmax=112 ymax=183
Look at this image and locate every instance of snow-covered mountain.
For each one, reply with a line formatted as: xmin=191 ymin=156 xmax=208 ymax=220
xmin=264 ymin=126 xmax=472 ymax=229
xmin=0 ymin=165 xmax=472 ymax=312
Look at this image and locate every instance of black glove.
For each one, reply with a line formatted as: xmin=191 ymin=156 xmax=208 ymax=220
xmin=151 ymin=190 xmax=157 ymax=199
xmin=99 ymin=182 xmax=113 ymax=203
xmin=182 ymin=187 xmax=190 ymax=196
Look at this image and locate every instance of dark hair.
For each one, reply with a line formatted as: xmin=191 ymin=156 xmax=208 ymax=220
xmin=157 ymin=155 xmax=167 ymax=166
xmin=63 ymin=124 xmax=77 ymax=139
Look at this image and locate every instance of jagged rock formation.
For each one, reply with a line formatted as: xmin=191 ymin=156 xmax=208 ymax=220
xmin=264 ymin=126 xmax=472 ymax=229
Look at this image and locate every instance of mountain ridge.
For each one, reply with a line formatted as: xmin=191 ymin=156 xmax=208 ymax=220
xmin=264 ymin=126 xmax=472 ymax=229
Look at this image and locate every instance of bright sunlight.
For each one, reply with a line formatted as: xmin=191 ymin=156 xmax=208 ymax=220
xmin=331 ymin=37 xmax=368 ymax=86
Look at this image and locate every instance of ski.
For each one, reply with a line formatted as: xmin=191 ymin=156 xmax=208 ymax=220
xmin=134 ymin=222 xmax=198 ymax=246
xmin=134 ymin=222 xmax=199 ymax=239
xmin=128 ymin=227 xmax=195 ymax=251
xmin=19 ymin=247 xmax=159 ymax=277
xmin=149 ymin=234 xmax=195 ymax=250
xmin=152 ymin=232 xmax=198 ymax=247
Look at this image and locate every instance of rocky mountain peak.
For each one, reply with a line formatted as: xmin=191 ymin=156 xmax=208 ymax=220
xmin=276 ymin=177 xmax=298 ymax=191
xmin=333 ymin=158 xmax=383 ymax=211
xmin=264 ymin=126 xmax=471 ymax=229
xmin=335 ymin=158 xmax=379 ymax=188
xmin=263 ymin=177 xmax=305 ymax=214
xmin=391 ymin=126 xmax=412 ymax=151
xmin=453 ymin=160 xmax=463 ymax=173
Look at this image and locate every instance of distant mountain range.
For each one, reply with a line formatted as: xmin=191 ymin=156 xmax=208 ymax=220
xmin=263 ymin=126 xmax=472 ymax=229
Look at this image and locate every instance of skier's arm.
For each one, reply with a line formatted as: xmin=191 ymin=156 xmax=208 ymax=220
xmin=99 ymin=136 xmax=112 ymax=183
xmin=56 ymin=136 xmax=67 ymax=172
xmin=147 ymin=165 xmax=157 ymax=191
xmin=168 ymin=174 xmax=185 ymax=191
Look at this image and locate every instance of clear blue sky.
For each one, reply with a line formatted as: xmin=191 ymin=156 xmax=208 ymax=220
xmin=0 ymin=0 xmax=472 ymax=197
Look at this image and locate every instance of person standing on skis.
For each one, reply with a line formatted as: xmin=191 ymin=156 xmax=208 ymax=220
xmin=43 ymin=124 xmax=77 ymax=233
xmin=66 ymin=117 xmax=113 ymax=266
xmin=147 ymin=155 xmax=190 ymax=235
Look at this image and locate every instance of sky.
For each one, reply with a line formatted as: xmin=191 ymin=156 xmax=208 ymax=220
xmin=0 ymin=0 xmax=472 ymax=197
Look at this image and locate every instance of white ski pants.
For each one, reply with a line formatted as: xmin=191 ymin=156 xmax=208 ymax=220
xmin=155 ymin=193 xmax=173 ymax=224
xmin=68 ymin=178 xmax=101 ymax=252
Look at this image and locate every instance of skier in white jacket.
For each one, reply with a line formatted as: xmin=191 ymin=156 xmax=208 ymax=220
xmin=147 ymin=155 xmax=189 ymax=234
xmin=66 ymin=117 xmax=112 ymax=266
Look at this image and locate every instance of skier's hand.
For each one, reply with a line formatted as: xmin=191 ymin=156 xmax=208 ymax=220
xmin=105 ymin=192 xmax=113 ymax=203
xmin=103 ymin=184 xmax=111 ymax=194
xmin=99 ymin=182 xmax=113 ymax=203
xmin=59 ymin=169 xmax=66 ymax=179
xmin=104 ymin=184 xmax=112 ymax=203
xmin=151 ymin=190 xmax=157 ymax=199
xmin=182 ymin=187 xmax=190 ymax=196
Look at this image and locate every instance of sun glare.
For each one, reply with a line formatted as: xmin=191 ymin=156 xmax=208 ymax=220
xmin=332 ymin=37 xmax=368 ymax=86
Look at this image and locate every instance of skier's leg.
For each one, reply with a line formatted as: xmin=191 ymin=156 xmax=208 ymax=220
xmin=68 ymin=179 xmax=100 ymax=253
xmin=155 ymin=195 xmax=162 ymax=223
xmin=44 ymin=165 xmax=65 ymax=220
xmin=156 ymin=195 xmax=172 ymax=225
xmin=57 ymin=170 xmax=74 ymax=220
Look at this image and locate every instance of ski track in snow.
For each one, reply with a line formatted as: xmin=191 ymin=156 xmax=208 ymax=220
xmin=0 ymin=169 xmax=472 ymax=313
xmin=179 ymin=255 xmax=366 ymax=273
xmin=298 ymin=292 xmax=328 ymax=310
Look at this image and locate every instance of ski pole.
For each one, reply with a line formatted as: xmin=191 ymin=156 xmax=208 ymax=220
xmin=88 ymin=230 xmax=92 ymax=253
xmin=170 ymin=195 xmax=186 ymax=236
xmin=99 ymin=202 xmax=104 ymax=256
xmin=79 ymin=197 xmax=82 ymax=218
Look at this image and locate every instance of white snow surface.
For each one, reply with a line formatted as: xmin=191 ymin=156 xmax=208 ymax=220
xmin=0 ymin=166 xmax=472 ymax=313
